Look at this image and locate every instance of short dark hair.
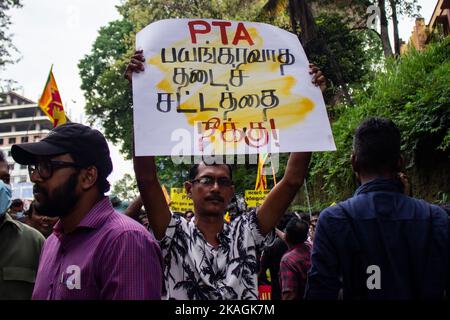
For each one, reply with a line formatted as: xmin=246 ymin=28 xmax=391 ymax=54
xmin=277 ymin=211 xmax=296 ymax=230
xmin=188 ymin=162 xmax=233 ymax=180
xmin=11 ymin=198 xmax=23 ymax=207
xmin=353 ymin=117 xmax=401 ymax=174
xmin=285 ymin=217 xmax=309 ymax=246
xmin=299 ymin=211 xmax=311 ymax=224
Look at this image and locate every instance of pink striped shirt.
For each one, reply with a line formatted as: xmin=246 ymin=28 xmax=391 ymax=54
xmin=32 ymin=197 xmax=163 ymax=300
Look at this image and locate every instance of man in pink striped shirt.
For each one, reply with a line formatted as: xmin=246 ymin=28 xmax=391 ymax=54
xmin=11 ymin=123 xmax=163 ymax=300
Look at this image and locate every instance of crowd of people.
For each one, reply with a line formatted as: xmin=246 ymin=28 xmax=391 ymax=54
xmin=0 ymin=52 xmax=448 ymax=300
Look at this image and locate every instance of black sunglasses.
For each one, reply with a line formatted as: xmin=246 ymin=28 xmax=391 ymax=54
xmin=28 ymin=160 xmax=84 ymax=180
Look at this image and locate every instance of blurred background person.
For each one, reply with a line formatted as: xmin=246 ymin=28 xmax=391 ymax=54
xmin=280 ymin=217 xmax=311 ymax=300
xmin=8 ymin=198 xmax=25 ymax=222
xmin=24 ymin=201 xmax=58 ymax=238
xmin=0 ymin=150 xmax=44 ymax=299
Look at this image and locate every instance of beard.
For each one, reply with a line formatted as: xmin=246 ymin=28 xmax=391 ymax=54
xmin=33 ymin=171 xmax=80 ymax=218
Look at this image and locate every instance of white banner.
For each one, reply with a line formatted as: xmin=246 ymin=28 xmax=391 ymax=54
xmin=133 ymin=19 xmax=336 ymax=156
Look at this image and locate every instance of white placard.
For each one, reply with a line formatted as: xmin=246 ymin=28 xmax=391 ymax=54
xmin=133 ymin=19 xmax=336 ymax=156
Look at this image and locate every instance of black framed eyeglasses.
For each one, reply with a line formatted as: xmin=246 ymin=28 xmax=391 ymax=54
xmin=28 ymin=160 xmax=83 ymax=180
xmin=190 ymin=176 xmax=234 ymax=187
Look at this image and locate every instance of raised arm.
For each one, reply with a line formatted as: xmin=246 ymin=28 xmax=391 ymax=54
xmin=123 ymin=195 xmax=143 ymax=220
xmin=256 ymin=64 xmax=326 ymax=235
xmin=126 ymin=50 xmax=171 ymax=240
xmin=133 ymin=155 xmax=171 ymax=240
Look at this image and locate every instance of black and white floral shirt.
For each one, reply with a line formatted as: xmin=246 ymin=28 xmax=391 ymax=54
xmin=160 ymin=209 xmax=274 ymax=300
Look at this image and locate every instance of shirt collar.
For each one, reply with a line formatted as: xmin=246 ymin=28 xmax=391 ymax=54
xmin=288 ymin=242 xmax=309 ymax=253
xmin=355 ymin=178 xmax=404 ymax=196
xmin=53 ymin=196 xmax=114 ymax=237
xmin=0 ymin=212 xmax=22 ymax=231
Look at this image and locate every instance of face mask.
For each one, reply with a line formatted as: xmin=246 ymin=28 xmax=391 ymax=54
xmin=0 ymin=180 xmax=12 ymax=216
xmin=15 ymin=211 xmax=24 ymax=220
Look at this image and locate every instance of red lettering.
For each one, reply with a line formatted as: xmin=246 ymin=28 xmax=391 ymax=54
xmin=188 ymin=20 xmax=211 ymax=44
xmin=232 ymin=22 xmax=254 ymax=45
xmin=211 ymin=21 xmax=232 ymax=44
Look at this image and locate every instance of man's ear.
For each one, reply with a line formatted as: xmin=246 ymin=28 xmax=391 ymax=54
xmin=184 ymin=181 xmax=192 ymax=198
xmin=80 ymin=166 xmax=98 ymax=191
xmin=351 ymin=153 xmax=359 ymax=173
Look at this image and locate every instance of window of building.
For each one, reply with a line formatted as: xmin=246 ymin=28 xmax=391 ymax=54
xmin=8 ymin=137 xmax=15 ymax=144
xmin=21 ymin=136 xmax=29 ymax=143
xmin=20 ymin=164 xmax=27 ymax=170
xmin=15 ymin=123 xmax=35 ymax=132
xmin=19 ymin=176 xmax=27 ymax=183
xmin=34 ymin=135 xmax=40 ymax=142
xmin=7 ymin=150 xmax=11 ymax=157
xmin=0 ymin=138 xmax=3 ymax=145
xmin=0 ymin=125 xmax=12 ymax=133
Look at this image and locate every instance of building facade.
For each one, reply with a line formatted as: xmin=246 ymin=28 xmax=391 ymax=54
xmin=0 ymin=91 xmax=53 ymax=199
xmin=401 ymin=0 xmax=450 ymax=54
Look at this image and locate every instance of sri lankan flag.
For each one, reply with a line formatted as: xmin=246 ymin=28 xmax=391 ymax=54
xmin=38 ymin=66 xmax=67 ymax=127
xmin=255 ymin=153 xmax=278 ymax=191
xmin=255 ymin=153 xmax=268 ymax=191
xmin=161 ymin=185 xmax=171 ymax=205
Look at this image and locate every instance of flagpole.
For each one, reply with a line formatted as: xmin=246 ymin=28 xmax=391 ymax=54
xmin=304 ymin=178 xmax=312 ymax=220
xmin=39 ymin=64 xmax=53 ymax=102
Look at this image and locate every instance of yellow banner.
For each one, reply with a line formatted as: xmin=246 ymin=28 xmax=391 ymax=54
xmin=38 ymin=67 xmax=67 ymax=127
xmin=245 ymin=189 xmax=270 ymax=207
xmin=170 ymin=187 xmax=194 ymax=213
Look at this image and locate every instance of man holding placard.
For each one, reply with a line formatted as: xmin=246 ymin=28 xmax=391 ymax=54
xmin=126 ymin=18 xmax=333 ymax=300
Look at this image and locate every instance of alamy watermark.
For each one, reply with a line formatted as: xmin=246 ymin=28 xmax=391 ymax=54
xmin=366 ymin=5 xmax=380 ymax=30
xmin=169 ymin=122 xmax=281 ymax=175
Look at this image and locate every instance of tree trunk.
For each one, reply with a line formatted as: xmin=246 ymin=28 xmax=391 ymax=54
xmin=288 ymin=0 xmax=298 ymax=36
xmin=378 ymin=0 xmax=393 ymax=57
xmin=288 ymin=0 xmax=354 ymax=105
xmin=389 ymin=0 xmax=401 ymax=56
xmin=290 ymin=0 xmax=318 ymax=45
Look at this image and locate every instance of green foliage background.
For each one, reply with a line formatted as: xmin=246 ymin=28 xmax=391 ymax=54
xmin=309 ymin=38 xmax=450 ymax=204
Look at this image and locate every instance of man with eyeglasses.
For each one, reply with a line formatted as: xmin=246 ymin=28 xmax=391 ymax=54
xmin=126 ymin=51 xmax=326 ymax=299
xmin=11 ymin=123 xmax=163 ymax=300
xmin=0 ymin=150 xmax=44 ymax=300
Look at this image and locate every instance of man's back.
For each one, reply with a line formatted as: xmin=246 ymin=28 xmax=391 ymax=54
xmin=306 ymin=178 xmax=449 ymax=300
xmin=280 ymin=242 xmax=311 ymax=299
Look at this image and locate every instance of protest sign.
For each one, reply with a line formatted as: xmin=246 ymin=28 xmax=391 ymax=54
xmin=245 ymin=189 xmax=271 ymax=207
xmin=170 ymin=187 xmax=194 ymax=213
xmin=133 ymin=19 xmax=336 ymax=156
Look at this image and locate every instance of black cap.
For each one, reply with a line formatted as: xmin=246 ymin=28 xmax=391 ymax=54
xmin=11 ymin=123 xmax=113 ymax=179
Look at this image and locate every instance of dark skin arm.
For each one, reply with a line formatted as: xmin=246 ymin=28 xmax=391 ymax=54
xmin=123 ymin=195 xmax=144 ymax=220
xmin=127 ymin=50 xmax=171 ymax=240
xmin=132 ymin=151 xmax=171 ymax=241
xmin=125 ymin=50 xmax=326 ymax=239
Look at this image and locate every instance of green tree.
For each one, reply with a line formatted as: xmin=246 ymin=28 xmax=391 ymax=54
xmin=315 ymin=0 xmax=421 ymax=57
xmin=0 ymin=0 xmax=22 ymax=89
xmin=310 ymin=38 xmax=450 ymax=204
xmin=111 ymin=173 xmax=139 ymax=202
